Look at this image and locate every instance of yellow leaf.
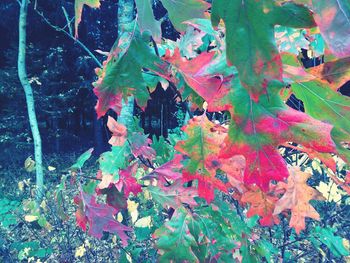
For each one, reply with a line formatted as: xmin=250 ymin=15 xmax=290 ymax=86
xmin=311 ymin=160 xmax=322 ymax=174
xmin=117 ymin=212 xmax=123 ymax=223
xmin=143 ymin=189 xmax=151 ymax=199
xmin=48 ymin=166 xmax=56 ymax=171
xmin=18 ymin=181 xmax=24 ymax=191
xmin=135 ymin=216 xmax=152 ymax=228
xmin=127 ymin=199 xmax=139 ymax=223
xmin=75 ymin=245 xmax=86 ymax=258
xmin=40 ymin=200 xmax=47 ymax=211
xmin=24 ymin=157 xmax=35 ymax=172
xmin=24 ymin=215 xmax=38 ymax=222
xmin=316 ymin=181 xmax=345 ymax=203
xmin=23 ymin=247 xmax=31 ymax=256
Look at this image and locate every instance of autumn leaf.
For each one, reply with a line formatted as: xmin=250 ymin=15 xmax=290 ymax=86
xmin=211 ymin=0 xmax=315 ymax=101
xmin=107 ymin=116 xmax=127 ymax=146
xmin=74 ymin=189 xmax=131 ymax=245
xmin=135 ymin=0 xmax=162 ymax=42
xmin=148 ymin=180 xmax=198 ymax=209
xmin=312 ymin=0 xmax=350 ymax=58
xmin=160 ymin=0 xmax=210 ymax=32
xmin=154 ymin=207 xmax=199 ymax=262
xmin=115 ymin=163 xmax=142 ymax=197
xmin=306 ymin=57 xmax=350 ymax=91
xmin=93 ymin=27 xmax=169 ymax=118
xmin=220 ymin=83 xmax=336 ymax=190
xmin=98 ymin=185 xmax=127 ymax=211
xmin=143 ymin=154 xmax=184 ymax=186
xmin=164 ymin=49 xmax=232 ymax=111
xmin=241 ymin=186 xmax=280 ymax=226
xmin=98 ymin=162 xmax=141 ymax=199
xmin=273 ymin=166 xmax=324 ymax=234
xmin=185 ymin=170 xmax=228 ymax=203
xmin=175 ymin=114 xmax=228 ymax=202
xmin=129 ymin=132 xmax=156 ymax=160
xmin=74 ymin=0 xmax=101 ymax=38
xmin=175 ymin=114 xmax=225 ymax=176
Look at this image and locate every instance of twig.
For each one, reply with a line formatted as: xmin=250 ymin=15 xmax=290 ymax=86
xmin=79 ymin=174 xmax=102 ymax=181
xmin=61 ymin=6 xmax=73 ymax=36
xmin=34 ymin=9 xmax=102 ymax=67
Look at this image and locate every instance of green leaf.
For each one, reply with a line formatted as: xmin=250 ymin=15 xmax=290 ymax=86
xmin=211 ymin=0 xmax=315 ymax=101
xmin=313 ymin=227 xmax=350 ymax=257
xmin=94 ymin=27 xmax=169 ymax=118
xmin=135 ymin=0 xmax=162 ymax=42
xmin=160 ymin=0 xmax=209 ymax=32
xmin=292 ymin=80 xmax=350 ymax=162
xmin=255 ymin=239 xmax=278 ymax=262
xmin=151 ymin=135 xmax=174 ymax=164
xmin=99 ymin=144 xmax=129 ymax=176
xmin=71 ymin=148 xmax=93 ymax=170
xmin=154 ymin=207 xmax=199 ymax=262
xmin=292 ymin=80 xmax=350 ymax=134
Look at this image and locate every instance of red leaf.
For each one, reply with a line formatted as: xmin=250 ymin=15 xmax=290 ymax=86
xmin=220 ymin=85 xmax=337 ymax=190
xmin=116 ymin=163 xmax=142 ymax=197
xmin=98 ymin=185 xmax=128 ymax=211
xmin=94 ymin=88 xmax=123 ymax=119
xmin=220 ymin=142 xmax=289 ymax=191
xmin=74 ymin=190 xmax=131 ymax=245
xmin=129 ymin=132 xmax=156 ymax=160
xmin=183 ymin=170 xmax=227 ymax=203
xmin=143 ymin=154 xmax=184 ymax=186
xmin=164 ymin=49 xmax=232 ymax=111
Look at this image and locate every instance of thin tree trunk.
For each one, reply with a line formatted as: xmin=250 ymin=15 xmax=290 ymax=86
xmin=117 ymin=0 xmax=135 ymax=127
xmin=18 ymin=0 xmax=44 ymax=201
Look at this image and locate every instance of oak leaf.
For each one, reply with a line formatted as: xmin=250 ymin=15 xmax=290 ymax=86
xmin=241 ymin=186 xmax=279 ymax=226
xmin=74 ymin=0 xmax=100 ymax=38
xmin=273 ymin=166 xmax=324 ymax=234
xmin=107 ymin=116 xmax=127 ymax=146
xmin=74 ymin=190 xmax=131 ymax=245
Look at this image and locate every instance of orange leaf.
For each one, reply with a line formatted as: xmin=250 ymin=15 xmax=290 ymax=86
xmin=107 ymin=116 xmax=127 ymax=146
xmin=241 ymin=186 xmax=280 ymax=226
xmin=273 ymin=166 xmax=324 ymax=234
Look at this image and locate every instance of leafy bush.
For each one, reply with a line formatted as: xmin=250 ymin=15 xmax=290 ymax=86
xmin=12 ymin=0 xmax=350 ymax=262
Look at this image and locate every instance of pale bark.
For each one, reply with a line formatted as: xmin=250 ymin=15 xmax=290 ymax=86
xmin=18 ymin=0 xmax=44 ymax=200
xmin=117 ymin=0 xmax=136 ymax=127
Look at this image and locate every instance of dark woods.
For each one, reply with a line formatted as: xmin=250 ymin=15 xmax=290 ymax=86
xmin=0 ymin=0 xmax=182 ymax=163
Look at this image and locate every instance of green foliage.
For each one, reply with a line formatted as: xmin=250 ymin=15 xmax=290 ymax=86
xmin=66 ymin=0 xmax=350 ymax=262
xmin=10 ymin=241 xmax=53 ymax=261
xmin=70 ymin=148 xmax=93 ymax=171
xmin=311 ymin=227 xmax=349 ymax=258
xmin=0 ymin=198 xmax=20 ymax=228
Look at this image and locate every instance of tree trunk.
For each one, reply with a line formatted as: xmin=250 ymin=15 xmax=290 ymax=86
xmin=117 ymin=0 xmax=135 ymax=127
xmin=18 ymin=0 xmax=44 ymax=201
